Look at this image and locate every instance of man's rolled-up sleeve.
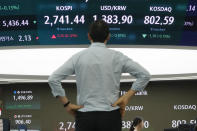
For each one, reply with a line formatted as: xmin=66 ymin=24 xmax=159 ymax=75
xmin=48 ymin=57 xmax=75 ymax=97
xmin=121 ymin=54 xmax=151 ymax=92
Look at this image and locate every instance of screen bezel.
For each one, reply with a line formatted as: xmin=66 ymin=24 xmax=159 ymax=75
xmin=0 ymin=45 xmax=197 ymax=50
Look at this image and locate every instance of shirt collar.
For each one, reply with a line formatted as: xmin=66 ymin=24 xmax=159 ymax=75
xmin=90 ymin=42 xmax=106 ymax=48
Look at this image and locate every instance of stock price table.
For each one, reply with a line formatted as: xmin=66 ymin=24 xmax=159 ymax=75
xmin=0 ymin=0 xmax=196 ymax=46
xmin=0 ymin=81 xmax=196 ymax=131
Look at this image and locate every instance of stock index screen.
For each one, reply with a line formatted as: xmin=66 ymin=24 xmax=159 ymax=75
xmin=0 ymin=0 xmax=197 ymax=46
xmin=0 ymin=81 xmax=197 ymax=131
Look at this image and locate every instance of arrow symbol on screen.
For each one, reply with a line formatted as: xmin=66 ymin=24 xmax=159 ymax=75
xmin=142 ymin=34 xmax=147 ymax=38
xmin=51 ymin=35 xmax=56 ymax=39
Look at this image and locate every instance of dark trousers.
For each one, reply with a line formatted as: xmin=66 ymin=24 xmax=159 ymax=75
xmin=75 ymin=109 xmax=122 ymax=131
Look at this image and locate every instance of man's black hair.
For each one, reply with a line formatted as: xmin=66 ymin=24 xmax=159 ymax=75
xmin=130 ymin=117 xmax=144 ymax=131
xmin=88 ymin=20 xmax=109 ymax=43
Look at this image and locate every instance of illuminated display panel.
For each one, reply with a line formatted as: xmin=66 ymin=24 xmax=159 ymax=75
xmin=0 ymin=0 xmax=196 ymax=46
xmin=0 ymin=81 xmax=196 ymax=131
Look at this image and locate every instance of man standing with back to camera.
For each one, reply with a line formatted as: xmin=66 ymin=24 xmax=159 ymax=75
xmin=48 ymin=20 xmax=151 ymax=131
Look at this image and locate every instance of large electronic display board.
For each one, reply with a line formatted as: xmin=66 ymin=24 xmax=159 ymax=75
xmin=0 ymin=80 xmax=196 ymax=131
xmin=0 ymin=0 xmax=197 ymax=46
